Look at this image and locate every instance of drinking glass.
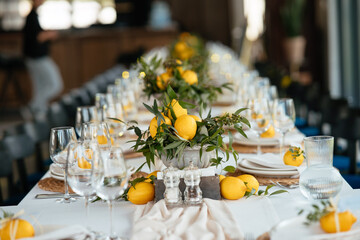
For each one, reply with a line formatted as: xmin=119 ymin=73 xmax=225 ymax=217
xmin=246 ymin=98 xmax=272 ymax=155
xmin=75 ymin=106 xmax=98 ymax=139
xmin=272 ymin=98 xmax=296 ymax=154
xmin=299 ymin=136 xmax=343 ymax=200
xmin=49 ymin=127 xmax=77 ymax=203
xmin=92 ymin=147 xmax=129 ymax=239
xmin=67 ymin=140 xmax=98 ymax=223
xmin=82 ymin=121 xmax=112 ymax=147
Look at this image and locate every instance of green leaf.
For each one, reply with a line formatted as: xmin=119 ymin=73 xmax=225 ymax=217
xmin=223 ymin=165 xmax=236 ymax=173
xmin=235 ymin=108 xmax=247 ymax=115
xmin=257 ymin=190 xmax=265 ymax=196
xmin=163 ymin=141 xmax=183 ymax=150
xmin=265 ymin=185 xmax=274 ymax=195
xmin=178 ymin=100 xmax=196 ymax=109
xmin=269 ymin=190 xmax=289 ymax=196
xmin=228 ymin=131 xmax=233 ymax=148
xmin=245 ymin=188 xmax=256 ymax=198
xmin=129 ymin=177 xmax=147 ymax=188
xmin=143 ymin=103 xmax=155 ymax=114
xmin=135 ymin=162 xmax=146 ymax=173
xmin=167 ymin=85 xmax=178 ymax=99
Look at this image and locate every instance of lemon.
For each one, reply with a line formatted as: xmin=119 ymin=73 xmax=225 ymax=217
xmin=78 ymin=157 xmax=91 ymax=169
xmin=189 ymin=115 xmax=201 ymax=122
xmin=260 ymin=125 xmax=275 ymax=138
xmin=251 ymin=113 xmax=263 ymax=119
xmin=220 ymin=177 xmax=247 ymax=200
xmin=283 ymin=146 xmax=304 ymax=167
xmin=320 ymin=211 xmax=357 ymax=233
xmin=127 ymin=182 xmax=155 ymax=205
xmin=167 ymin=99 xmax=187 ymax=119
xmin=0 ymin=219 xmax=35 ymax=240
xmin=174 ymin=115 xmax=197 ymax=140
xmin=237 ymin=174 xmax=259 ymax=193
xmin=174 ymin=41 xmax=188 ymax=53
xmin=145 ymin=170 xmax=159 ymax=183
xmin=219 ymin=174 xmax=225 ymax=183
xmin=156 ymin=72 xmax=171 ymax=90
xmin=97 ymin=135 xmax=109 ymax=145
xmin=178 ymin=49 xmax=194 ymax=60
xmin=149 ymin=114 xmax=172 ymax=138
xmin=182 ymin=70 xmax=198 ymax=85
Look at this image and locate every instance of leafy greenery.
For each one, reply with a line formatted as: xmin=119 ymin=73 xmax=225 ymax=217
xmin=127 ymin=86 xmax=249 ymax=170
xmin=244 ymin=185 xmax=288 ymax=198
xmin=298 ymin=200 xmax=333 ymax=225
xmin=280 ymin=0 xmax=306 ymax=37
xmin=137 ymin=55 xmax=231 ymax=109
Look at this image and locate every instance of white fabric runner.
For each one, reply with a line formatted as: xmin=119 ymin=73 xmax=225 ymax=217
xmin=132 ymin=199 xmax=243 ymax=240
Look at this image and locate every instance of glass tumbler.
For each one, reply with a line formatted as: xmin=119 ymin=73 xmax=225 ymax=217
xmin=299 ymin=136 xmax=343 ymax=200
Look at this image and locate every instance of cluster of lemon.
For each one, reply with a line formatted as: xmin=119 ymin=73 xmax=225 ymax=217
xmin=320 ymin=210 xmax=357 ymax=233
xmin=283 ymin=146 xmax=304 ymax=167
xmin=219 ymin=174 xmax=259 ymax=200
xmin=172 ymin=32 xmax=199 ymax=60
xmin=156 ymin=60 xmax=198 ymax=90
xmin=149 ymin=99 xmax=200 ymax=141
xmin=127 ymin=171 xmax=159 ymax=205
xmin=0 ymin=215 xmax=34 ymax=239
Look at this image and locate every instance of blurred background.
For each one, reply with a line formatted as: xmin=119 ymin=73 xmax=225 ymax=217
xmin=0 ymin=0 xmax=359 ymax=204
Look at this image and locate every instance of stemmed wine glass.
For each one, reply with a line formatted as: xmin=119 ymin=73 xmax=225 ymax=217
xmin=82 ymin=121 xmax=112 ymax=147
xmin=67 ymin=140 xmax=98 ymax=227
xmin=92 ymin=147 xmax=129 ymax=239
xmin=75 ymin=106 xmax=98 ymax=139
xmin=49 ymin=127 xmax=77 ymax=203
xmin=246 ymin=98 xmax=272 ymax=155
xmin=272 ymin=98 xmax=296 ymax=155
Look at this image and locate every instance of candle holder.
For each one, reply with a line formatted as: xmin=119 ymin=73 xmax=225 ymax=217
xmin=163 ymin=165 xmax=182 ymax=205
xmin=184 ymin=161 xmax=202 ymax=205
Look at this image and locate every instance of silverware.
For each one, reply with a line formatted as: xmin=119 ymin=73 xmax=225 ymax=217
xmin=270 ymin=180 xmax=299 ymax=189
xmin=35 ymin=193 xmax=81 ymax=199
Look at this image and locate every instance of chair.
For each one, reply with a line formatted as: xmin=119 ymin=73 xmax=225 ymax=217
xmin=0 ymin=150 xmax=14 ymax=204
xmin=47 ymin=102 xmax=71 ymax=127
xmin=1 ymin=134 xmax=36 ymax=193
xmin=70 ymin=88 xmax=92 ymax=106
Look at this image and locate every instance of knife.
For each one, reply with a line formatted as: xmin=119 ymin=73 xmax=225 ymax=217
xmin=35 ymin=193 xmax=81 ymax=199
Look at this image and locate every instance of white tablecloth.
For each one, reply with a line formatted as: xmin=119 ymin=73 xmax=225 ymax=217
xmin=2 ymin=153 xmax=354 ymax=239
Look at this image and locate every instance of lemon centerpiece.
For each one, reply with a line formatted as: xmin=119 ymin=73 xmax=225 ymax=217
xmin=128 ymin=86 xmax=250 ymax=170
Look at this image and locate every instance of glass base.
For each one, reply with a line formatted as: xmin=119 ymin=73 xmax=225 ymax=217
xmin=55 ymin=197 xmax=77 ymax=203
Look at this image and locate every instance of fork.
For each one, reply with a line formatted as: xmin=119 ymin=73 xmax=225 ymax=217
xmin=270 ymin=180 xmax=299 ymax=189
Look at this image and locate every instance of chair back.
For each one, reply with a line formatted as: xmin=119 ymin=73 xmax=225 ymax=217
xmin=0 ymin=150 xmax=12 ymax=177
xmin=48 ymin=102 xmax=70 ymax=127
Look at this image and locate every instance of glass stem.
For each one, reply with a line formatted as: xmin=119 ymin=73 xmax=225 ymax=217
xmin=279 ymin=132 xmax=284 ymax=155
xmin=85 ymin=196 xmax=90 ymax=229
xmin=108 ymin=200 xmax=114 ymax=237
xmin=63 ymin=169 xmax=70 ymax=200
xmin=257 ymin=133 xmax=261 ymax=155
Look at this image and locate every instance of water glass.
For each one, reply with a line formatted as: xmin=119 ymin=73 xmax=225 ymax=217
xmin=49 ymin=127 xmax=77 ymax=203
xmin=299 ymin=136 xmax=343 ymax=200
xmin=75 ymin=106 xmax=98 ymax=139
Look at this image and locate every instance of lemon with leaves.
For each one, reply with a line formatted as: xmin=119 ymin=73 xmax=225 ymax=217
xmin=127 ymin=182 xmax=155 ymax=205
xmin=0 ymin=215 xmax=34 ymax=240
xmin=283 ymin=146 xmax=304 ymax=167
xmin=182 ymin=70 xmax=198 ymax=85
xmin=189 ymin=115 xmax=201 ymax=122
xmin=156 ymin=72 xmax=171 ymax=90
xmin=237 ymin=174 xmax=259 ymax=193
xmin=167 ymin=99 xmax=187 ymax=119
xmin=174 ymin=115 xmax=197 ymax=140
xmin=220 ymin=176 xmax=247 ymax=200
xmin=149 ymin=114 xmax=172 ymax=138
xmin=320 ymin=211 xmax=357 ymax=233
xmin=145 ymin=170 xmax=159 ymax=183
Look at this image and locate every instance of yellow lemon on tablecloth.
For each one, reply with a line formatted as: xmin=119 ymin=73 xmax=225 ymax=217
xmin=283 ymin=146 xmax=304 ymax=167
xmin=260 ymin=125 xmax=275 ymax=138
xmin=0 ymin=219 xmax=35 ymax=240
xmin=145 ymin=170 xmax=160 ymax=183
xmin=220 ymin=176 xmax=247 ymax=200
xmin=182 ymin=70 xmax=198 ymax=85
xmin=237 ymin=174 xmax=259 ymax=193
xmin=219 ymin=175 xmax=225 ymax=183
xmin=174 ymin=115 xmax=197 ymax=140
xmin=167 ymin=99 xmax=187 ymax=119
xmin=320 ymin=211 xmax=357 ymax=233
xmin=189 ymin=115 xmax=201 ymax=122
xmin=149 ymin=114 xmax=172 ymax=139
xmin=127 ymin=182 xmax=155 ymax=205
xmin=156 ymin=72 xmax=171 ymax=90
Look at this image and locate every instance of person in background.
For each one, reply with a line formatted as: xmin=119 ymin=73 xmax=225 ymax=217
xmin=23 ymin=0 xmax=63 ymax=119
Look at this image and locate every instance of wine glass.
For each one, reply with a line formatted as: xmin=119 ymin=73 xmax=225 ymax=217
xmin=272 ymin=98 xmax=296 ymax=155
xmin=246 ymin=98 xmax=272 ymax=155
xmin=49 ymin=127 xmax=77 ymax=203
xmin=82 ymin=121 xmax=112 ymax=147
xmin=67 ymin=140 xmax=98 ymax=227
xmin=75 ymin=106 xmax=98 ymax=139
xmin=92 ymin=147 xmax=129 ymax=239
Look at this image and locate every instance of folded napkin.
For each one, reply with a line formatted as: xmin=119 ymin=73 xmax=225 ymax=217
xmin=23 ymin=225 xmax=95 ymax=240
xmin=243 ymin=153 xmax=306 ymax=174
xmin=131 ymin=199 xmax=243 ymax=240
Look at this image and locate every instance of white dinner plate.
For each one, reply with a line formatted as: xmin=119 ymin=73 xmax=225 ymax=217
xmin=50 ymin=163 xmax=63 ymax=176
xmin=270 ymin=212 xmax=360 ymax=240
xmin=239 ymin=159 xmax=298 ymax=172
xmin=237 ymin=165 xmax=299 ymax=177
xmin=244 ymin=158 xmax=298 ymax=171
xmin=234 ymin=132 xmax=279 ymax=147
xmin=50 ymin=172 xmax=64 ymax=181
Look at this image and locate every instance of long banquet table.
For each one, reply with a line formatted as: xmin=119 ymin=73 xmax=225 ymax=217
xmin=2 ymin=150 xmax=356 ymax=239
